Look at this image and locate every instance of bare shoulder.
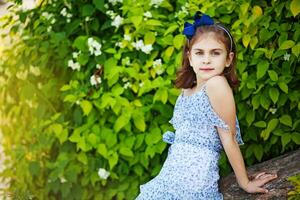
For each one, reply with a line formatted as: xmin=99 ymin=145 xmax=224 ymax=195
xmin=205 ymin=75 xmax=236 ymax=130
xmin=205 ymin=75 xmax=232 ymax=94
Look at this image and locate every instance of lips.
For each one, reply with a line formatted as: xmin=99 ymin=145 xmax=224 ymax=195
xmin=199 ymin=67 xmax=214 ymax=71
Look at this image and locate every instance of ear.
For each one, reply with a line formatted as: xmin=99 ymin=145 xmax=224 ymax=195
xmin=226 ymin=52 xmax=234 ymax=67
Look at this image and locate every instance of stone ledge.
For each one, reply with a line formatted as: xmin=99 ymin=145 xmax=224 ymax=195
xmin=220 ymin=149 xmax=300 ymax=200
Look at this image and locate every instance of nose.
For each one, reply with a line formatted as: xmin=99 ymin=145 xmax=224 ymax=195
xmin=202 ymin=54 xmax=211 ymax=64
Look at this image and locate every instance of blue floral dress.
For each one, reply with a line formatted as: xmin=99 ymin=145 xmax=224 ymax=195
xmin=135 ymin=83 xmax=244 ymax=200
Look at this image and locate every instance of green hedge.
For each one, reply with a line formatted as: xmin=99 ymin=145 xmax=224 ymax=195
xmin=0 ymin=0 xmax=299 ymax=199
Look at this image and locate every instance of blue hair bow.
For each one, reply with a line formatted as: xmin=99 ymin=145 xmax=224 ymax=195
xmin=182 ymin=11 xmax=214 ymax=39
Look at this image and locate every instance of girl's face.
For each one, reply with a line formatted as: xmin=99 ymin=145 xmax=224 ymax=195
xmin=188 ymin=32 xmax=234 ymax=81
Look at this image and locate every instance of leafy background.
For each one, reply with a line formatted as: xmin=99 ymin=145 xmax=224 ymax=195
xmin=0 ymin=0 xmax=299 ymax=199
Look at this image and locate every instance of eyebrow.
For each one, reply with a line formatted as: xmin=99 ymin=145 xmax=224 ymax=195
xmin=193 ymin=48 xmax=223 ymax=51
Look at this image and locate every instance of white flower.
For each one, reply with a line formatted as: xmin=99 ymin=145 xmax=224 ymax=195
xmin=72 ymin=52 xmax=79 ymax=59
xmin=29 ymin=66 xmax=41 ymax=76
xmin=42 ymin=12 xmax=53 ymax=20
xmin=141 ymin=44 xmax=153 ymax=54
xmin=108 ymin=0 xmax=123 ymax=5
xmin=124 ymin=34 xmax=131 ymax=41
xmin=94 ymin=49 xmax=102 ymax=56
xmin=22 ymin=0 xmax=36 ymax=10
xmin=66 ymin=18 xmax=71 ymax=23
xmin=124 ymin=82 xmax=131 ymax=89
xmin=106 ymin=10 xmax=116 ymax=19
xmin=87 ymin=38 xmax=102 ymax=56
xmin=143 ymin=11 xmax=152 ymax=18
xmin=67 ymin=13 xmax=72 ymax=18
xmin=96 ymin=64 xmax=102 ymax=69
xmin=98 ymin=168 xmax=110 ymax=180
xmin=115 ymin=41 xmax=125 ymax=48
xmin=47 ymin=26 xmax=52 ymax=32
xmin=139 ymin=82 xmax=144 ymax=87
xmin=150 ymin=0 xmax=164 ymax=8
xmin=85 ymin=16 xmax=90 ymax=22
xmin=104 ymin=4 xmax=109 ymax=9
xmin=131 ymin=40 xmax=144 ymax=50
xmin=60 ymin=8 xmax=67 ymax=17
xmin=111 ymin=15 xmax=124 ymax=28
xmin=269 ymin=108 xmax=277 ymax=114
xmin=59 ymin=176 xmax=67 ymax=183
xmin=122 ymin=77 xmax=128 ymax=82
xmin=76 ymin=100 xmax=80 ymax=105
xmin=153 ymin=59 xmax=162 ymax=68
xmin=50 ymin=18 xmax=56 ymax=24
xmin=68 ymin=60 xmax=80 ymax=71
xmin=156 ymin=69 xmax=164 ymax=75
xmin=283 ymin=53 xmax=290 ymax=61
xmin=122 ymin=57 xmax=130 ymax=65
xmin=90 ymin=75 xmax=102 ymax=86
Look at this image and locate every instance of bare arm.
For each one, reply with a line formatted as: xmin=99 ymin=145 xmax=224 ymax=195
xmin=206 ymin=76 xmax=277 ymax=193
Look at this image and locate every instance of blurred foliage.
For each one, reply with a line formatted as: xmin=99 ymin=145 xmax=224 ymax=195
xmin=0 ymin=0 xmax=299 ymax=199
xmin=288 ymin=173 xmax=300 ymax=200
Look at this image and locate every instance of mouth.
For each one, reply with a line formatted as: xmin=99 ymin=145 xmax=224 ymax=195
xmin=199 ymin=67 xmax=214 ymax=71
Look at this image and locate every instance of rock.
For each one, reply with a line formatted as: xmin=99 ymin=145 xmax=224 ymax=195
xmin=220 ymin=149 xmax=300 ymax=200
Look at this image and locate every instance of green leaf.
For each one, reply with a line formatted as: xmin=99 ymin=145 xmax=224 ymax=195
xmin=242 ymin=34 xmax=251 ymax=48
xmin=145 ymin=127 xmax=161 ymax=145
xmin=108 ymin=152 xmax=118 ymax=170
xmin=281 ymin=134 xmax=291 ymax=150
xmin=77 ymin=53 xmax=89 ymax=65
xmin=267 ymin=118 xmax=279 ymax=133
xmin=63 ymin=94 xmax=77 ymax=103
xmin=260 ymin=94 xmax=270 ymax=110
xmin=254 ymin=121 xmax=266 ymax=128
xmin=173 ymin=34 xmax=185 ymax=50
xmin=114 ymin=109 xmax=131 ymax=132
xmin=153 ymin=88 xmax=168 ymax=104
xmin=145 ymin=19 xmax=162 ymax=26
xmin=256 ymin=60 xmax=269 ymax=79
xmin=144 ymin=32 xmax=156 ymax=45
xmin=132 ymin=111 xmax=146 ymax=132
xmin=253 ymin=144 xmax=264 ymax=161
xmin=80 ymin=100 xmax=92 ymax=116
xmin=278 ymin=82 xmax=288 ymax=93
xmin=29 ymin=161 xmax=40 ymax=176
xmin=269 ymin=87 xmax=279 ymax=104
xmin=130 ymin=16 xmax=143 ymax=28
xmin=279 ymin=115 xmax=293 ymax=127
xmin=250 ymin=36 xmax=258 ymax=49
xmin=162 ymin=46 xmax=174 ymax=61
xmin=119 ymin=147 xmax=134 ymax=157
xmin=93 ymin=0 xmax=105 ymax=12
xmin=292 ymin=43 xmax=300 ymax=57
xmin=73 ymin=36 xmax=88 ymax=51
xmin=279 ymin=40 xmax=295 ymax=50
xmin=291 ymin=132 xmax=300 ymax=144
xmin=267 ymin=70 xmax=278 ymax=81
xmin=81 ymin=4 xmax=96 ymax=16
xmin=77 ymin=152 xmax=88 ymax=165
xmin=97 ymin=143 xmax=108 ymax=158
xmin=246 ymin=110 xmax=255 ymax=125
xmin=164 ymin=24 xmax=178 ymax=36
xmin=290 ymin=0 xmax=300 ymax=17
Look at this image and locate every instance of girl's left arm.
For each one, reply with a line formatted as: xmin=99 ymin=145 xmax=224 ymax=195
xmin=206 ymin=76 xmax=277 ymax=194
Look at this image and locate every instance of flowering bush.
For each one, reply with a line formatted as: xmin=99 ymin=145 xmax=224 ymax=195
xmin=0 ymin=0 xmax=299 ymax=199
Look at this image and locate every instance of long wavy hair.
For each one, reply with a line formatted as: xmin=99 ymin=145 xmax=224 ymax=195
xmin=175 ymin=24 xmax=240 ymax=90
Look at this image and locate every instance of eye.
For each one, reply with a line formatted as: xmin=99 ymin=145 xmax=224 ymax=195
xmin=195 ymin=51 xmax=203 ymax=55
xmin=212 ymin=51 xmax=221 ymax=56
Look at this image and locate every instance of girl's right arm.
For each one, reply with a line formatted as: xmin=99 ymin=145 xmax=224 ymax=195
xmin=206 ymin=76 xmax=277 ymax=193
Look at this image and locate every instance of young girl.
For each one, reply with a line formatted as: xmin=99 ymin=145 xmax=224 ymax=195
xmin=135 ymin=12 xmax=277 ymax=199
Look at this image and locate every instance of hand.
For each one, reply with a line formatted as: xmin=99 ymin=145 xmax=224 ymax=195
xmin=242 ymin=172 xmax=278 ymax=194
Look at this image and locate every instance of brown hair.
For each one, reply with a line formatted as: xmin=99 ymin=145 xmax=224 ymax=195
xmin=175 ymin=24 xmax=240 ymax=90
